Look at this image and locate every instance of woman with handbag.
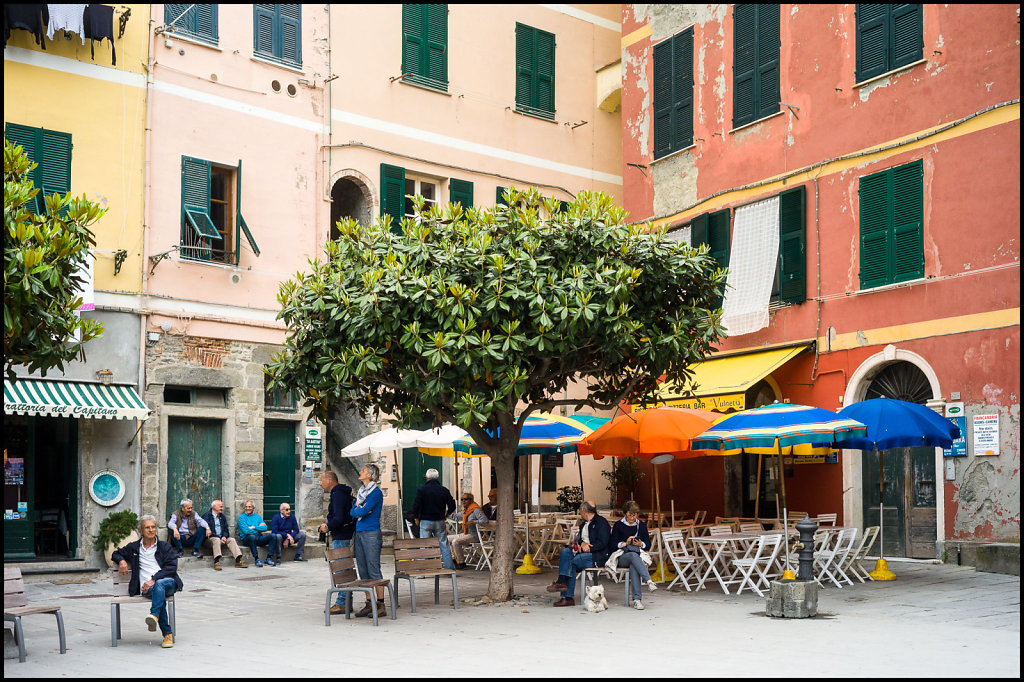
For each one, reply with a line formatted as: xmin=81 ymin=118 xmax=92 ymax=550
xmin=608 ymin=500 xmax=657 ymax=609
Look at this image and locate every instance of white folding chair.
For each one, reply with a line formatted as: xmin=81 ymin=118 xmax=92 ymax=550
xmin=730 ymin=533 xmax=784 ymax=597
xmin=814 ymin=528 xmax=858 ymax=588
xmin=707 ymin=525 xmax=733 ymax=536
xmin=816 ymin=513 xmax=838 ymax=527
xmin=842 ymin=526 xmax=879 ymax=583
xmin=663 ymin=529 xmax=700 ymax=592
xmin=739 ymin=523 xmax=764 ymax=533
xmin=472 ymin=526 xmax=496 ymax=571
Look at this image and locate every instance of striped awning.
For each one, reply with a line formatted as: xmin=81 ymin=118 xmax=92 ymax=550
xmin=4 ymin=379 xmax=150 ymax=420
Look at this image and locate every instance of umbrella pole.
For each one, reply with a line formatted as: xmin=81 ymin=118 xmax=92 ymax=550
xmin=777 ymin=442 xmax=788 ymax=513
xmin=870 ymin=447 xmax=896 ymax=580
xmin=654 ymin=462 xmax=662 ymax=528
xmin=668 ymin=465 xmax=674 ymax=525
xmin=577 ymin=452 xmax=585 ymax=500
xmin=478 ymin=457 xmax=484 ymax=503
xmin=754 ymin=454 xmax=763 ymax=520
xmin=394 ymin=450 xmax=403 ymax=539
xmin=517 ymin=454 xmax=541 ymax=575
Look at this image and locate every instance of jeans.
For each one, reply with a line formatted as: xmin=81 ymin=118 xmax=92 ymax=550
xmin=273 ymin=531 xmax=306 ymax=559
xmin=617 ymin=551 xmax=652 ymax=600
xmin=557 ymin=547 xmax=595 ymax=599
xmin=419 ymin=519 xmax=456 ymax=569
xmin=331 ymin=538 xmax=351 ymax=606
xmin=144 ymin=577 xmax=177 ymax=635
xmin=170 ymin=532 xmax=205 ymax=553
xmin=242 ymin=533 xmax=279 ymax=560
xmin=354 ymin=530 xmax=383 ymax=580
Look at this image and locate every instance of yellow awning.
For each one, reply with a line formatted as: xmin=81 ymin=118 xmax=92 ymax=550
xmin=637 ymin=344 xmax=812 ymax=411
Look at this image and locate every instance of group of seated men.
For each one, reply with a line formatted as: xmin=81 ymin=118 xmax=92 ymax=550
xmin=166 ymin=497 xmax=308 ymax=569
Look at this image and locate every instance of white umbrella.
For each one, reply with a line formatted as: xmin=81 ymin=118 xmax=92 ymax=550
xmin=341 ymin=428 xmax=422 ymax=539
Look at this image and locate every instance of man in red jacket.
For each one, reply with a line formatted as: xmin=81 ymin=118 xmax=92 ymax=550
xmin=111 ymin=515 xmax=183 ymax=648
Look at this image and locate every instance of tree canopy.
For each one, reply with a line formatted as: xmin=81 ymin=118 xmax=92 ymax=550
xmin=268 ymin=187 xmax=726 ymax=599
xmin=4 ymin=140 xmax=106 ymax=379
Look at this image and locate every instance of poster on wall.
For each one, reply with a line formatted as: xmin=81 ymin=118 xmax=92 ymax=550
xmin=943 ymin=403 xmax=967 ymax=457
xmin=4 ymin=458 xmax=25 ymax=485
xmin=305 ymin=425 xmax=323 ymax=462
xmin=972 ymin=414 xmax=999 ymax=456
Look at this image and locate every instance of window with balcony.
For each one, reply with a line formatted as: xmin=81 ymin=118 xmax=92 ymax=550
xmin=180 ymin=156 xmax=260 ymax=265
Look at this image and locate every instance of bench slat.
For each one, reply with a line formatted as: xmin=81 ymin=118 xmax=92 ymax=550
xmin=397 ymin=568 xmax=456 ymax=578
xmin=393 ymin=548 xmax=442 ymax=561
xmin=5 ymin=604 xmax=61 ymax=616
xmin=5 ymin=594 xmax=29 ymax=608
xmin=4 ymin=578 xmax=26 ymax=595
xmin=393 ymin=538 xmax=443 ymax=550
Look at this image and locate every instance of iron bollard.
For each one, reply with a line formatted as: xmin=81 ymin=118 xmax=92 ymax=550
xmin=796 ymin=516 xmax=818 ymax=581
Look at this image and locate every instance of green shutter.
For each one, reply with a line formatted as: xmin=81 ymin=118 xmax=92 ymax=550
xmin=279 ymin=4 xmax=301 ymax=66
xmin=856 ymin=4 xmax=890 ymax=82
xmin=166 ymin=4 xmax=217 ymax=43
xmin=672 ymin=28 xmax=693 ymax=150
xmin=890 ymin=160 xmax=923 ymax=283
xmin=652 ymin=38 xmax=674 ymax=158
xmin=690 ymin=213 xmax=709 ymax=250
xmin=5 ymin=123 xmax=70 ymax=215
xmin=890 ymin=4 xmax=922 ymax=70
xmin=425 ymin=4 xmax=447 ymax=85
xmin=401 ymin=5 xmax=421 ymax=78
xmin=234 ymin=159 xmax=260 ymax=263
xmin=496 ymin=186 xmax=507 ymax=206
xmin=404 ymin=5 xmax=446 ymax=88
xmin=858 ymin=169 xmax=891 ymax=288
xmin=195 ymin=4 xmax=218 ymax=42
xmin=254 ymin=5 xmax=275 ymax=57
xmin=5 ymin=124 xmax=41 ymax=213
xmin=778 ymin=186 xmax=806 ymax=303
xmin=756 ymin=5 xmax=780 ymax=120
xmin=181 ymin=156 xmax=219 ymax=247
xmin=732 ymin=4 xmax=757 ymax=127
xmin=708 ymin=209 xmax=731 ymax=270
xmin=380 ymin=163 xmax=406 ymax=233
xmin=449 ymin=178 xmax=473 ymax=209
xmin=515 ymin=23 xmax=555 ymax=118
xmin=515 ymin=23 xmax=534 ymax=111
xmin=536 ymin=28 xmax=555 ymax=115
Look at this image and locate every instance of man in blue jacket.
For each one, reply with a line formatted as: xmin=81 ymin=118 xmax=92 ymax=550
xmin=112 ymin=514 xmax=182 ymax=648
xmin=410 ymin=468 xmax=457 ymax=569
xmin=547 ymin=501 xmax=611 ymax=607
xmin=318 ymin=470 xmax=356 ymax=615
xmin=271 ymin=502 xmax=307 ymax=562
xmin=238 ymin=500 xmax=278 ymax=567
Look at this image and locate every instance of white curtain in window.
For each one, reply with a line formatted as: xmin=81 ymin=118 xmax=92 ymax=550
xmin=721 ymin=196 xmax=779 ymax=336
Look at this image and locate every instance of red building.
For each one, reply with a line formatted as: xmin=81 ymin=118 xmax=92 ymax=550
xmin=618 ymin=4 xmax=1019 ymax=560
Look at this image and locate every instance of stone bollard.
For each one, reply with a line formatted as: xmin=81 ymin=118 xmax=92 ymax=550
xmin=766 ymin=578 xmax=818 ymax=618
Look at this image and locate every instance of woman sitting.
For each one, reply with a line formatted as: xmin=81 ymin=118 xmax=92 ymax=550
xmin=609 ymin=500 xmax=658 ymax=609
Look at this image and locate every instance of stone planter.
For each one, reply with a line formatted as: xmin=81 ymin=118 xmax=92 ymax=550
xmin=103 ymin=530 xmax=140 ymax=568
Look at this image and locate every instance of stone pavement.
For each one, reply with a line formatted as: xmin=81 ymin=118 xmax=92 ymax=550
xmin=5 ymin=558 xmax=1020 ymax=677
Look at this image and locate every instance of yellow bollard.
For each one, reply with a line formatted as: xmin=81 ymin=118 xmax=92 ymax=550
xmin=869 ymin=557 xmax=897 ymax=580
xmin=782 ymin=569 xmax=796 ymax=580
xmin=649 ymin=560 xmax=675 ymax=583
xmin=516 ymin=553 xmax=542 ymax=575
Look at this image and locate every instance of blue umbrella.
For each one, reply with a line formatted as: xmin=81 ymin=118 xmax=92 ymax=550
xmin=836 ymin=398 xmax=960 ymax=580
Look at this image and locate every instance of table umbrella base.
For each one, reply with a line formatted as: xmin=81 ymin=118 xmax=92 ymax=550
xmin=516 ymin=554 xmax=543 ymax=575
xmin=869 ymin=558 xmax=897 ymax=581
xmin=650 ymin=560 xmax=675 ymax=583
xmin=781 ymin=569 xmax=796 ymax=580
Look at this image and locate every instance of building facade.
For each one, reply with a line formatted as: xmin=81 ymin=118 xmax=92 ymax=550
xmin=620 ymin=4 xmax=1020 ymax=559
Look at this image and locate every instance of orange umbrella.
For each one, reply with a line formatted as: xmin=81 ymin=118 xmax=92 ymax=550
xmin=577 ymin=407 xmax=724 ymax=459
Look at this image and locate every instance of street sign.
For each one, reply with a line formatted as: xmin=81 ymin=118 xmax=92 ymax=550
xmin=305 ymin=424 xmax=323 ymax=462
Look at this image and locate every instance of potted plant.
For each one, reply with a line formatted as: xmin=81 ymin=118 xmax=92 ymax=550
xmin=93 ymin=509 xmax=140 ymax=567
xmin=600 ymin=458 xmax=645 ymax=508
xmin=555 ymin=485 xmax=583 ymax=513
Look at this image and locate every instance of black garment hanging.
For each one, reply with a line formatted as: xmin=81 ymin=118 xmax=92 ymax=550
xmin=83 ymin=3 xmax=114 ymax=65
xmin=4 ymin=4 xmax=49 ymax=50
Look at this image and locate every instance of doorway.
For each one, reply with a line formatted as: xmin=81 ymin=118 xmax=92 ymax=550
xmin=263 ymin=421 xmax=297 ymax=520
xmin=166 ymin=418 xmax=222 ymax=520
xmin=330 ymin=176 xmax=372 ymax=241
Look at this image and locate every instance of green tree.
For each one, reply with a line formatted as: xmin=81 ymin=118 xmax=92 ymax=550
xmin=268 ymin=187 xmax=726 ymax=601
xmin=4 ymin=140 xmax=106 ymax=379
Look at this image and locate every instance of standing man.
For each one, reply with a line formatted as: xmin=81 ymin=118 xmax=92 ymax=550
xmin=238 ymin=500 xmax=278 ymax=567
xmin=201 ymin=500 xmax=247 ymax=570
xmin=448 ymin=492 xmax=489 ymax=569
xmin=112 ymin=515 xmax=182 ymax=649
xmin=167 ymin=498 xmax=210 ymax=559
xmin=546 ymin=501 xmax=611 ymax=607
xmin=480 ymin=488 xmax=499 ymax=521
xmin=351 ymin=463 xmax=386 ymax=618
xmin=271 ymin=502 xmax=307 ymax=562
xmin=410 ymin=468 xmax=456 ymax=570
xmin=319 ymin=470 xmax=356 ymax=615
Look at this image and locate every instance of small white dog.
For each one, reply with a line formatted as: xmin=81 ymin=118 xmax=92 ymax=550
xmin=584 ymin=584 xmax=609 ymax=613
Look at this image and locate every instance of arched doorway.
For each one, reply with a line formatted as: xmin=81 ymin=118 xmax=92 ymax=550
xmin=860 ymin=361 xmax=938 ymax=558
xmin=329 ymin=174 xmax=373 ymax=242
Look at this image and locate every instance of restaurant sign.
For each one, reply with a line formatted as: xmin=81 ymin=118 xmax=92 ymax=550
xmin=633 ymin=393 xmax=745 ymax=413
xmin=790 ymin=452 xmax=839 ymax=465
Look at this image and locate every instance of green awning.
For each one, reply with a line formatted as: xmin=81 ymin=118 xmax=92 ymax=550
xmin=4 ymin=379 xmax=150 ymax=420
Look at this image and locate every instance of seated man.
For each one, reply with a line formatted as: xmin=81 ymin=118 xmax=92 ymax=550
xmin=271 ymin=502 xmax=307 ymax=562
xmin=167 ymin=498 xmax=210 ymax=559
xmin=448 ymin=492 xmax=489 ymax=569
xmin=237 ymin=500 xmax=278 ymax=567
xmin=112 ymin=514 xmax=182 ymax=649
xmin=201 ymin=499 xmax=247 ymax=570
xmin=546 ymin=501 xmax=611 ymax=607
xmin=480 ymin=488 xmax=499 ymax=521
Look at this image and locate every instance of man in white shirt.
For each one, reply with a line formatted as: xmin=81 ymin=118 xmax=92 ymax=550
xmin=112 ymin=515 xmax=183 ymax=649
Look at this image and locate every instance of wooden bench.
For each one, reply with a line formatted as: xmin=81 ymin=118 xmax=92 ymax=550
xmin=109 ymin=569 xmax=176 ymax=647
xmin=4 ymin=566 xmax=66 ymax=663
xmin=323 ymin=546 xmax=395 ymax=626
xmin=392 ymin=538 xmax=459 ymax=613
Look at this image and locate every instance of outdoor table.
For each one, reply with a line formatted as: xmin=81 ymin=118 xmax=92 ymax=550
xmin=512 ymin=522 xmax=557 ymax=565
xmin=690 ymin=532 xmax=760 ymax=594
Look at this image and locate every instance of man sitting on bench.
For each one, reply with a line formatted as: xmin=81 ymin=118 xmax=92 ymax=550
xmin=546 ymin=501 xmax=611 ymax=607
xmin=111 ymin=515 xmax=183 ymax=649
xmin=238 ymin=500 xmax=278 ymax=567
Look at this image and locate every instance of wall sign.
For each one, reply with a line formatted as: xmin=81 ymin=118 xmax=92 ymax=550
xmin=943 ymin=402 xmax=967 ymax=458
xmin=972 ymin=414 xmax=999 ymax=456
xmin=88 ymin=470 xmax=126 ymax=506
xmin=304 ymin=425 xmax=323 ymax=463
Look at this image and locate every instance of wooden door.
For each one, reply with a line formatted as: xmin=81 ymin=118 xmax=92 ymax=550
xmin=3 ymin=421 xmax=35 ymax=560
xmin=263 ymin=421 xmax=296 ymax=520
xmin=862 ymin=446 xmax=936 ymax=558
xmin=907 ymin=446 xmax=937 ymax=558
xmin=166 ymin=418 xmax=222 ymax=519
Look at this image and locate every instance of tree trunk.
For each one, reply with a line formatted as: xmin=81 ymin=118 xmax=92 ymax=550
xmin=487 ymin=446 xmax=517 ymax=602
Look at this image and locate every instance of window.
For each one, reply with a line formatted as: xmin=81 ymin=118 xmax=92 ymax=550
xmin=404 ymin=176 xmax=438 ymax=218
xmin=515 ymin=23 xmax=556 ymax=120
xmin=858 ymin=160 xmax=924 ymax=289
xmin=163 ymin=386 xmax=227 ymax=406
xmin=652 ymin=27 xmax=693 ymax=159
xmin=380 ymin=163 xmax=405 ymax=232
xmin=401 ymin=4 xmax=448 ymax=91
xmin=855 ymin=4 xmax=923 ymax=83
xmin=164 ymin=4 xmax=218 ymax=45
xmin=777 ymin=186 xmax=806 ymax=303
xmin=732 ymin=4 xmax=779 ymax=128
xmin=4 ymin=123 xmax=71 ymax=214
xmin=180 ymin=156 xmax=261 ymax=265
xmin=253 ymin=4 xmax=301 ymax=67
xmin=448 ymin=178 xmax=473 ymax=209
xmin=690 ymin=209 xmax=731 ymax=308
xmin=264 ymin=373 xmax=296 ymax=411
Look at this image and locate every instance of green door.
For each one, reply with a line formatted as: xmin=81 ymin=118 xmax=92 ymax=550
xmin=263 ymin=421 xmax=296 ymax=520
xmin=166 ymin=418 xmax=222 ymax=521
xmin=402 ymin=448 xmax=442 ymax=515
xmin=3 ymin=420 xmax=35 ymax=560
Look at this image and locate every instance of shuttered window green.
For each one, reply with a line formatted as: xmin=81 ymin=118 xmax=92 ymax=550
xmin=688 ymin=209 xmax=730 ymax=308
xmin=515 ymin=23 xmax=556 ymax=120
xmin=449 ymin=178 xmax=473 ymax=209
xmin=778 ymin=186 xmax=806 ymax=303
xmin=653 ymin=27 xmax=693 ymax=159
xmin=496 ymin=186 xmax=507 ymax=206
xmin=235 ymin=159 xmax=260 ymax=262
xmin=180 ymin=157 xmax=260 ymax=264
xmin=732 ymin=4 xmax=780 ymax=128
xmin=5 ymin=123 xmax=72 ymax=215
xmin=858 ymin=160 xmax=924 ymax=289
xmin=164 ymin=4 xmax=218 ymax=44
xmin=855 ymin=4 xmax=922 ymax=83
xmin=402 ymin=4 xmax=448 ymax=90
xmin=253 ymin=4 xmax=301 ymax=67
xmin=380 ymin=164 xmax=407 ymax=233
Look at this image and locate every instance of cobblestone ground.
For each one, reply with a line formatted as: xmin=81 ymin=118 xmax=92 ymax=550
xmin=5 ymin=559 xmax=1019 ymax=677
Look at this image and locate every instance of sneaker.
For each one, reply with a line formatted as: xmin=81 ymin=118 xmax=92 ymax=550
xmin=161 ymin=633 xmax=174 ymax=648
xmin=255 ymin=558 xmax=263 ymax=568
xmin=234 ymin=558 xmax=248 ymax=568
xmin=191 ymin=550 xmax=203 ymax=559
xmin=633 ymin=599 xmax=645 ymax=610
xmin=647 ymin=580 xmax=658 ymax=592
xmin=145 ymin=614 xmax=158 ymax=632
xmin=266 ymin=557 xmax=276 ymax=567
xmin=175 ymin=551 xmax=185 ymax=559
xmin=213 ymin=560 xmax=222 ymax=571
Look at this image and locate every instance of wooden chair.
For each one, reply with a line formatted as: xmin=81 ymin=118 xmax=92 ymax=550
xmin=324 ymin=546 xmax=395 ymax=626
xmin=110 ymin=569 xmax=175 ymax=647
xmin=393 ymin=538 xmax=459 ymax=613
xmin=467 ymin=524 xmax=496 ymax=571
xmin=4 ymin=566 xmax=66 ymax=663
xmin=739 ymin=523 xmax=764 ymax=533
xmin=692 ymin=510 xmax=707 ymax=525
xmin=815 ymin=513 xmax=838 ymax=527
xmin=715 ymin=517 xmax=740 ymax=531
xmin=707 ymin=525 xmax=734 ymax=536
xmin=786 ymin=511 xmax=808 ymax=527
